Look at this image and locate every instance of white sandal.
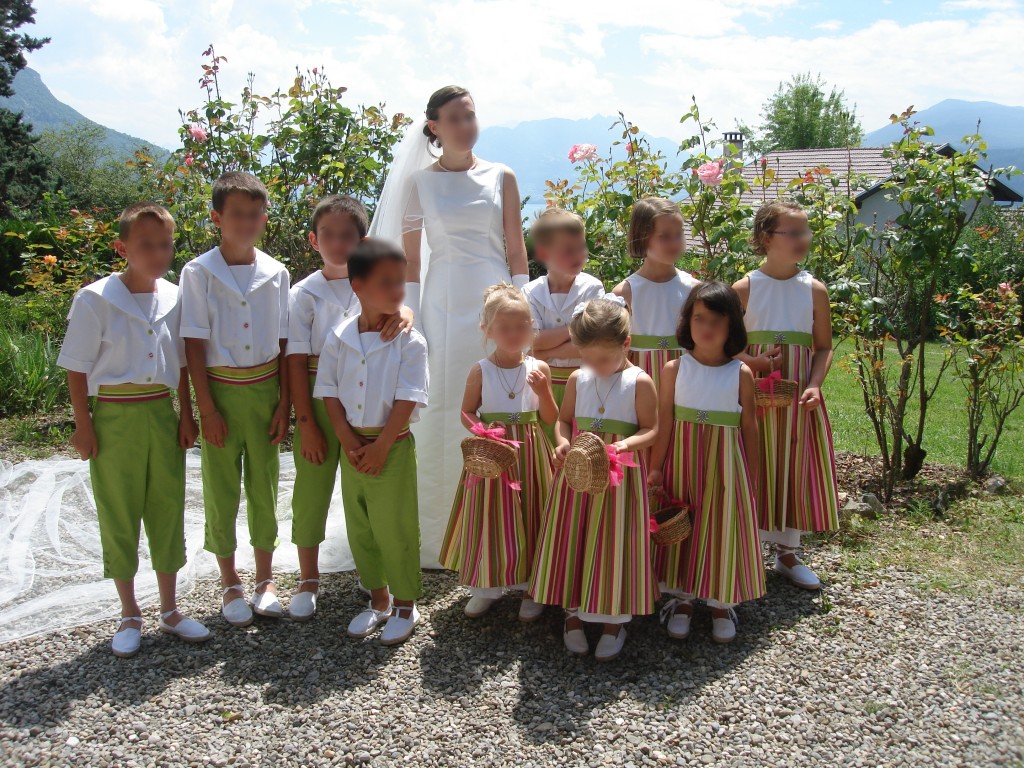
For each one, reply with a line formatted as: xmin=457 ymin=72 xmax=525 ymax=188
xmin=289 ymin=578 xmax=321 ymax=622
xmin=775 ymin=546 xmax=821 ymax=590
xmin=158 ymin=610 xmax=212 ymax=642
xmin=222 ymin=584 xmax=254 ymax=627
xmin=249 ymin=578 xmax=284 ymax=618
xmin=660 ymin=598 xmax=693 ymax=640
xmin=112 ymin=616 xmax=143 ymax=658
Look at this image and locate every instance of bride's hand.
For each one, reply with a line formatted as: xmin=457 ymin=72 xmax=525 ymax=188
xmin=378 ymin=306 xmax=415 ymax=341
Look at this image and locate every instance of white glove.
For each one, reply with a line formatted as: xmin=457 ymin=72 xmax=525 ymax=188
xmin=404 ymin=282 xmax=421 ymax=318
xmin=511 ymin=273 xmax=529 ymax=291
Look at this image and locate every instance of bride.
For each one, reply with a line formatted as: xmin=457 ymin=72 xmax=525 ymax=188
xmin=370 ymin=86 xmax=529 ymax=567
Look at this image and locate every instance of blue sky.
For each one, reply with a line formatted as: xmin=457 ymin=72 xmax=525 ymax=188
xmin=22 ymin=0 xmax=1024 ymax=149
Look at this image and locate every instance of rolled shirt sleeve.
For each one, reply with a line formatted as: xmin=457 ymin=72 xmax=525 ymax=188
xmin=286 ymin=287 xmax=314 ymax=357
xmin=178 ymin=263 xmax=212 ymax=340
xmin=311 ymin=330 xmax=341 ymax=400
xmin=56 ymin=292 xmax=102 ymax=374
xmin=395 ymin=331 xmax=429 ymax=406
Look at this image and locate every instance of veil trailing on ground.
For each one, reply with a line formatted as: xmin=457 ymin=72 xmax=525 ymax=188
xmin=369 ymin=118 xmax=437 ymax=286
xmin=0 ymin=451 xmax=355 ymax=644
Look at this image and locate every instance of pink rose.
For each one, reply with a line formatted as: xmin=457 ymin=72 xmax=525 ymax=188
xmin=188 ymin=125 xmax=208 ymax=143
xmin=568 ymin=143 xmax=598 ymax=164
xmin=696 ymin=159 xmax=724 ymax=186
xmin=998 ymin=282 xmax=1012 ymax=296
xmin=184 ymin=152 xmax=194 ymax=166
xmin=625 ymin=142 xmax=635 ymax=154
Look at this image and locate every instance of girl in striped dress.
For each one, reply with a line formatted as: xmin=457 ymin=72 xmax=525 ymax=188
xmin=649 ymin=282 xmax=765 ymax=644
xmin=528 ymin=295 xmax=659 ymax=662
xmin=440 ymin=284 xmax=557 ymax=622
xmin=613 ymin=197 xmax=700 ymax=394
xmin=733 ymin=201 xmax=840 ymax=590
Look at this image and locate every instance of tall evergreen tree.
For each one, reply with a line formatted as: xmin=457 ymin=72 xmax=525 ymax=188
xmin=0 ymin=0 xmax=51 ymax=216
xmin=738 ymin=72 xmax=863 ymax=156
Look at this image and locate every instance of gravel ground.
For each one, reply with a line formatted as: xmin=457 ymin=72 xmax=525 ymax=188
xmin=1 ymin=546 xmax=1022 ymax=768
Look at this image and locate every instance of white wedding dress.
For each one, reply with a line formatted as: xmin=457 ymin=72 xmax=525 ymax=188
xmin=403 ymin=161 xmax=512 ymax=567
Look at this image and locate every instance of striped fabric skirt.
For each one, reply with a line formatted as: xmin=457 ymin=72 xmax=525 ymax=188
xmin=652 ymin=416 xmax=766 ymax=605
xmin=629 ymin=346 xmax=682 ymax=394
xmin=747 ymin=338 xmax=840 ymax=533
xmin=440 ymin=416 xmax=552 ymax=589
xmin=527 ymin=428 xmax=658 ymax=618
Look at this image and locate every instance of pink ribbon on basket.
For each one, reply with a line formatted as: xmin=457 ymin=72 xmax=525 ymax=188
xmin=606 ymin=444 xmax=637 ymax=488
xmin=756 ymin=369 xmax=782 ymax=397
xmin=464 ymin=413 xmax=522 ymax=492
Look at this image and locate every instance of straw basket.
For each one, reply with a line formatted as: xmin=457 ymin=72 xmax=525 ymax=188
xmin=753 ymin=356 xmax=798 ymax=409
xmin=564 ymin=432 xmax=610 ymax=495
xmin=461 ymin=423 xmax=518 ymax=480
xmin=648 ymin=490 xmax=692 ymax=547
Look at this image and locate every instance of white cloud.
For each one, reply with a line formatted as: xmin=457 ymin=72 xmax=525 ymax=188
xmin=22 ymin=0 xmax=1024 ymax=152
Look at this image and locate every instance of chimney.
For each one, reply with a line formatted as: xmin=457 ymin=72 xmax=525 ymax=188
xmin=723 ymin=131 xmax=744 ymax=163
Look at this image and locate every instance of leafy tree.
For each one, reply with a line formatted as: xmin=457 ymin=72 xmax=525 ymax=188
xmin=738 ymin=72 xmax=863 ymax=156
xmin=0 ymin=0 xmax=51 ymax=215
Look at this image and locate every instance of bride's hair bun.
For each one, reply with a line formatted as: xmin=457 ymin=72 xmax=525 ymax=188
xmin=423 ymin=85 xmax=472 ymax=147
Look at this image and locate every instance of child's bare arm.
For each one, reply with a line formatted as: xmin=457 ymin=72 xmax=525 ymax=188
xmin=617 ymin=372 xmax=658 ymax=453
xmin=185 ymin=338 xmax=227 ymax=448
xmin=647 ymin=360 xmax=678 ymax=487
xmin=67 ymin=371 xmax=97 ymax=460
xmin=739 ymin=364 xmax=760 ymax=481
xmin=459 ymin=364 xmax=484 ymax=431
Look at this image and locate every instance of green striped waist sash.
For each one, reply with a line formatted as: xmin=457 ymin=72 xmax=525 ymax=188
xmin=351 ymin=425 xmax=411 ymax=441
xmin=479 ymin=410 xmax=539 ymax=425
xmin=630 ymin=334 xmax=683 ymax=351
xmin=207 ymin=359 xmax=279 ymax=385
xmin=747 ymin=330 xmax=813 ymax=347
xmin=96 ymin=383 xmax=171 ymax=403
xmin=575 ymin=416 xmax=638 ymax=436
xmin=548 ymin=366 xmax=578 ymax=385
xmin=674 ymin=405 xmax=741 ymax=428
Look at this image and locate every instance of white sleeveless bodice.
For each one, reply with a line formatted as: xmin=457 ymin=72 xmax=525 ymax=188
xmin=675 ymin=354 xmax=742 ymax=414
xmin=575 ymin=365 xmax=642 ymax=425
xmin=744 ymin=269 xmax=814 ymax=334
xmin=479 ymin=356 xmax=541 ymax=414
xmin=625 ymin=270 xmax=698 ymax=343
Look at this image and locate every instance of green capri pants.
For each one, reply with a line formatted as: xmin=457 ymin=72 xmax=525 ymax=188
xmin=90 ymin=387 xmax=186 ymax=580
xmin=340 ymin=428 xmax=422 ymax=601
xmin=291 ymin=383 xmax=341 ymax=548
xmin=201 ymin=364 xmax=281 ymax=556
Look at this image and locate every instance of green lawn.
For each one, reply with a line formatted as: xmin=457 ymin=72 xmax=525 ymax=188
xmin=823 ymin=338 xmax=1024 ymax=479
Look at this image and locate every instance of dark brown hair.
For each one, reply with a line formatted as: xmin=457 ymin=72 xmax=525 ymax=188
xmin=212 ymin=171 xmax=268 ymax=212
xmin=530 ymin=208 xmax=586 ymax=247
xmin=749 ymin=200 xmax=805 ymax=256
xmin=311 ymin=194 xmax=368 ymax=236
xmin=118 ymin=202 xmax=174 ymax=239
xmin=627 ymin=197 xmax=683 ymax=260
xmin=676 ymin=281 xmax=747 ymax=357
xmin=348 ymin=237 xmax=407 ymax=282
xmin=423 ymin=85 xmax=472 ymax=147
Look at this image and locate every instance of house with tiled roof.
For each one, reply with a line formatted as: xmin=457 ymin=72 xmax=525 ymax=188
xmin=719 ymin=134 xmax=1021 ymax=235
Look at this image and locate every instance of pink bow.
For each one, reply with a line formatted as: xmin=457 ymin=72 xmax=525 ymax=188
xmin=606 ymin=444 xmax=637 ymax=488
xmin=756 ymin=369 xmax=782 ymax=395
xmin=465 ymin=414 xmax=522 ymax=447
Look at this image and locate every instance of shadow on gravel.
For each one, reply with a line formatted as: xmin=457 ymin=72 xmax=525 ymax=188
xmin=419 ymin=569 xmax=824 ymax=745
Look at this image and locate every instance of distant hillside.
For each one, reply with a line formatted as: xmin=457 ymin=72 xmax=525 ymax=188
xmin=863 ymin=99 xmax=1024 ymax=195
xmin=0 ymin=67 xmax=167 ymax=160
xmin=476 ymin=115 xmax=685 ymax=212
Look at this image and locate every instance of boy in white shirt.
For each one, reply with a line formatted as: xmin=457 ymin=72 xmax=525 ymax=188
xmin=286 ymin=195 xmax=413 ymax=621
xmin=58 ymin=202 xmax=211 ymax=657
xmin=523 ymin=209 xmax=604 ymax=439
xmin=179 ymin=172 xmax=290 ymax=627
xmin=313 ymin=238 xmax=429 ymax=646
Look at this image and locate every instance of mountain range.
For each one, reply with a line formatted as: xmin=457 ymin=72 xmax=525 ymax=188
xmin=3 ymin=68 xmax=1021 ymax=199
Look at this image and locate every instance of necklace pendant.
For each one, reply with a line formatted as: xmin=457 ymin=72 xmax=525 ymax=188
xmin=598 ymin=406 xmax=606 ymax=414
xmin=508 ymin=392 xmax=516 ymax=400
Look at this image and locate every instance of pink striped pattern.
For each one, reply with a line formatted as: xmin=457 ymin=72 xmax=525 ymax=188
xmin=440 ymin=420 xmax=552 ymax=588
xmin=629 ymin=348 xmax=682 ymax=394
xmin=748 ymin=341 xmax=840 ymax=533
xmin=528 ymin=427 xmax=658 ymax=617
xmin=652 ymin=418 xmax=766 ymax=604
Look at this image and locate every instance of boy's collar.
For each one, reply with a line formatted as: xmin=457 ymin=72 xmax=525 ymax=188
xmin=300 ymin=270 xmax=353 ymax=308
xmin=537 ymin=272 xmax=584 ymax=310
xmin=196 ymin=246 xmax=280 ymax=295
xmin=86 ymin=274 xmax=178 ymax=324
xmin=336 ymin=312 xmax=403 ymax=352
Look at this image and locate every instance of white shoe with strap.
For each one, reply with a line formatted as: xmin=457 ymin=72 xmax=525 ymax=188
xmin=563 ymin=610 xmax=588 ymax=656
xmin=595 ymin=626 xmax=627 ymax=662
xmin=774 ymin=547 xmax=821 ymax=590
xmin=380 ymin=604 xmax=420 ymax=646
xmin=518 ymin=597 xmax=544 ymax=623
xmin=289 ymin=579 xmax=321 ymax=622
xmin=111 ymin=616 xmax=143 ymax=658
xmin=348 ymin=599 xmax=393 ymax=638
xmin=711 ymin=607 xmax=739 ymax=644
xmin=249 ymin=579 xmax=284 ymax=618
xmin=660 ymin=598 xmax=693 ymax=640
xmin=158 ymin=610 xmax=212 ymax=642
xmin=464 ymin=594 xmax=497 ymax=618
xmin=222 ymin=584 xmax=254 ymax=627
